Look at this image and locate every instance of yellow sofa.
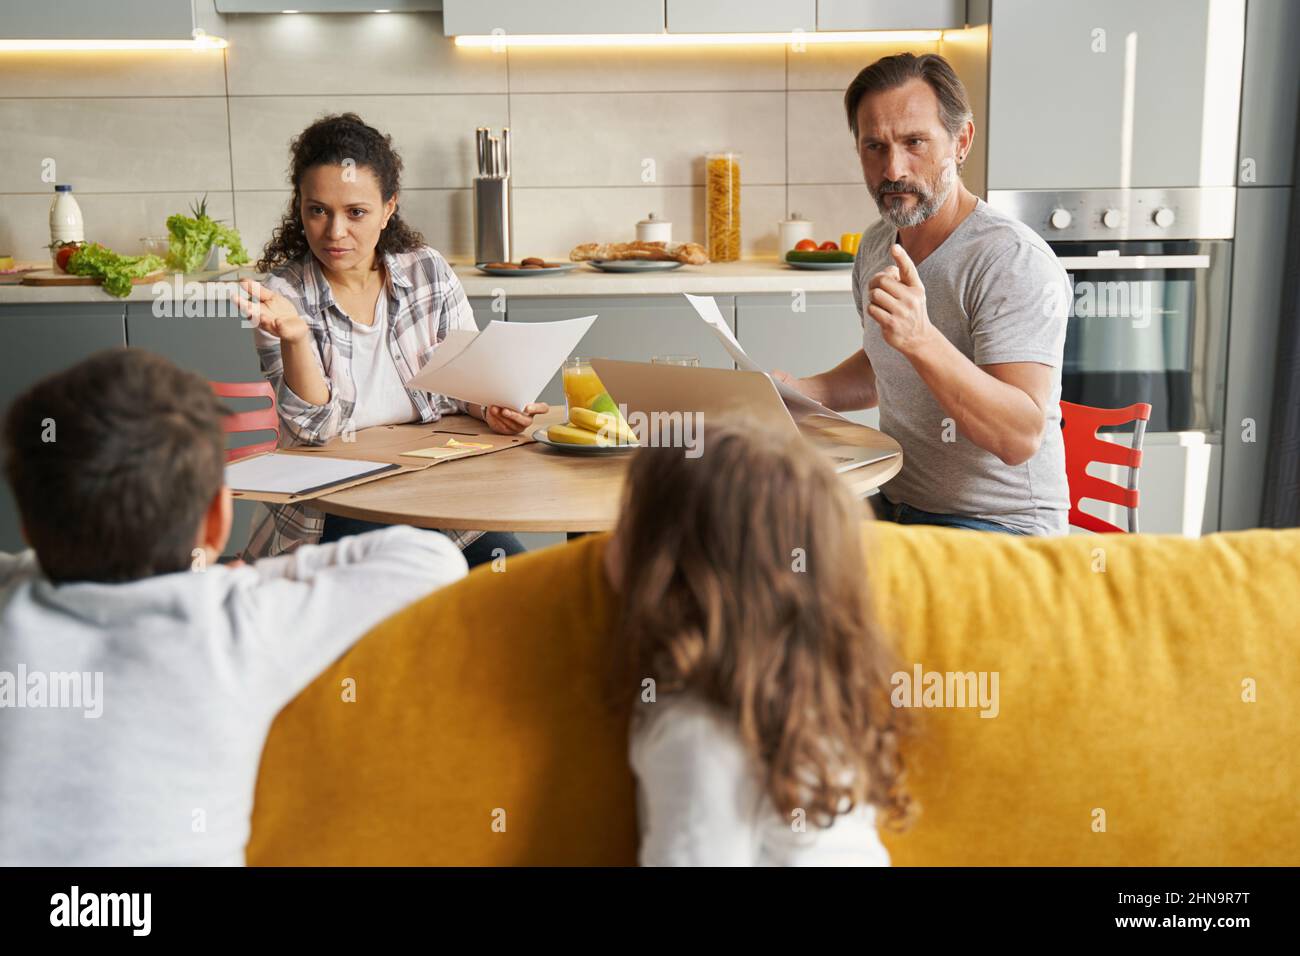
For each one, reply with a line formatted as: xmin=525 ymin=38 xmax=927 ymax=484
xmin=247 ymin=522 xmax=1300 ymax=866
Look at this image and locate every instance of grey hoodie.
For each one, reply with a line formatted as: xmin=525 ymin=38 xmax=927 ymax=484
xmin=0 ymin=526 xmax=466 ymax=865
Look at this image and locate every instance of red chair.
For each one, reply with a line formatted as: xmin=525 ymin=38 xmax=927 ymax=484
xmin=211 ymin=380 xmax=280 ymax=463
xmin=1060 ymin=400 xmax=1153 ymax=534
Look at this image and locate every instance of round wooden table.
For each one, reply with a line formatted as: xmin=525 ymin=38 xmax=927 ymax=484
xmin=313 ymin=409 xmax=903 ymax=533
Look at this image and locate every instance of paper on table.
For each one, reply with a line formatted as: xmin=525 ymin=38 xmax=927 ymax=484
xmin=225 ymin=453 xmax=397 ymax=495
xmin=407 ymin=315 xmax=598 ymax=412
xmin=400 ymin=437 xmax=496 ymax=460
xmin=682 ymin=293 xmax=852 ymax=423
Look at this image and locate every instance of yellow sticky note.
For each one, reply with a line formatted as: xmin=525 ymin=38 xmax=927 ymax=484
xmin=445 ymin=438 xmax=494 ymax=450
xmin=401 ymin=446 xmax=465 ymax=460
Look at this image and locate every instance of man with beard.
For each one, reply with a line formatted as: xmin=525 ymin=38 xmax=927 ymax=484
xmin=775 ymin=53 xmax=1070 ymax=536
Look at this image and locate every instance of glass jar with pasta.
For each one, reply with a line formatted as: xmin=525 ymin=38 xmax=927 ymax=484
xmin=705 ymin=152 xmax=741 ymax=263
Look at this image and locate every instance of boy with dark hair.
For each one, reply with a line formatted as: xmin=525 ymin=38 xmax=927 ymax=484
xmin=0 ymin=348 xmax=466 ymax=864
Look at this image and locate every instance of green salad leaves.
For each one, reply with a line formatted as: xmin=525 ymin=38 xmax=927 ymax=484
xmin=164 ymin=195 xmax=251 ymax=274
xmin=66 ymin=244 xmax=165 ymax=298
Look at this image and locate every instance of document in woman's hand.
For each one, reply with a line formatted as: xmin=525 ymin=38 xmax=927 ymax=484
xmin=407 ymin=315 xmax=597 ymax=412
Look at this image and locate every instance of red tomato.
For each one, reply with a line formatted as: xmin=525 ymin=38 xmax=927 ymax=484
xmin=55 ymin=244 xmax=79 ymax=272
xmin=794 ymin=238 xmax=818 ymax=252
xmin=818 ymin=240 xmax=839 ymax=251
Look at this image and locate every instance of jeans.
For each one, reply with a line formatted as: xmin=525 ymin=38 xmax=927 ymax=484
xmin=869 ymin=494 xmax=1027 ymax=535
xmin=319 ymin=514 xmax=527 ymax=568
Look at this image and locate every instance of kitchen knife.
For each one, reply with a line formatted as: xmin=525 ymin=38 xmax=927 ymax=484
xmin=502 ymin=127 xmax=510 ymax=179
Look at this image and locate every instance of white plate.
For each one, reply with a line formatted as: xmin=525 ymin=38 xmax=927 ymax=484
xmin=586 ymin=259 xmax=684 ymax=273
xmin=475 ymin=262 xmax=578 ymax=277
xmin=532 ymin=427 xmax=639 ymax=455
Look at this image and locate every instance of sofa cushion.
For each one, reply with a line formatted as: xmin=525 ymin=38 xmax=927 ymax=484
xmin=248 ymin=522 xmax=1300 ymax=866
xmin=247 ymin=534 xmax=637 ymax=866
xmin=867 ymin=523 xmax=1300 ymax=866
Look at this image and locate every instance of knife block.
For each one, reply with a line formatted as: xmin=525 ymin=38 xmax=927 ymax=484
xmin=473 ymin=176 xmax=512 ymax=265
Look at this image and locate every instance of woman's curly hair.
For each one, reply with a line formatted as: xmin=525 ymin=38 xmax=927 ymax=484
xmin=257 ymin=112 xmax=425 ymax=273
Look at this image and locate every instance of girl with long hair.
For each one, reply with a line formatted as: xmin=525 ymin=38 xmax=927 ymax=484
xmin=605 ymin=420 xmax=914 ymax=865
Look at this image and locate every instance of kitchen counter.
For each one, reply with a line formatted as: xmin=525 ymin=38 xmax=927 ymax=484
xmin=451 ymin=257 xmax=854 ymax=297
xmin=0 ymin=257 xmax=852 ymax=304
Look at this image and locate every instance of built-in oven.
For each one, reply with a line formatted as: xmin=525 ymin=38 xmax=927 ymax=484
xmin=987 ymin=188 xmax=1234 ymax=434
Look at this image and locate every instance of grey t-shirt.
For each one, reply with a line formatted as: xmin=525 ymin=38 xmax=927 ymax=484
xmin=853 ymin=199 xmax=1069 ymax=536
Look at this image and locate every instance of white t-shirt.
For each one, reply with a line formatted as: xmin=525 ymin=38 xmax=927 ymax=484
xmin=348 ymin=292 xmax=419 ymax=431
xmin=629 ymin=694 xmax=892 ymax=866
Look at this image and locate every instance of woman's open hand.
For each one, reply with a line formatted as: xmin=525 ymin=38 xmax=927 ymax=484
xmin=485 ymin=402 xmax=549 ymax=435
xmin=235 ymin=278 xmax=309 ymax=344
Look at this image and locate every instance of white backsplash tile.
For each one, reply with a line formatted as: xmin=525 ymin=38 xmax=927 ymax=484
xmin=506 ymin=44 xmax=785 ymax=93
xmin=0 ymin=50 xmax=226 ymax=98
xmin=786 ymin=40 xmax=940 ymax=91
xmin=0 ymin=98 xmax=232 ymax=195
xmin=511 ymin=184 xmax=786 ymax=260
xmin=508 ymin=91 xmax=786 ymax=188
xmin=788 ymin=91 xmax=862 ymax=184
xmin=227 ymin=95 xmax=509 ymax=191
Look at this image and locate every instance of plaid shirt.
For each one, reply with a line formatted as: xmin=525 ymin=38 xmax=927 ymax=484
xmin=242 ymin=246 xmax=484 ymax=559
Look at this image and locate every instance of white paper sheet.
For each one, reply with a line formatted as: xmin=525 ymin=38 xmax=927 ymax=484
xmin=225 ymin=453 xmax=397 ymax=495
xmin=682 ymin=293 xmax=853 ymax=423
xmin=406 ymin=315 xmax=598 ymax=412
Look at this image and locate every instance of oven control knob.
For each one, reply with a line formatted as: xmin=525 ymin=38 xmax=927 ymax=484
xmin=1049 ymin=208 xmax=1073 ymax=229
xmin=1153 ymin=207 xmax=1176 ymax=228
xmin=1101 ymin=208 xmax=1122 ymax=229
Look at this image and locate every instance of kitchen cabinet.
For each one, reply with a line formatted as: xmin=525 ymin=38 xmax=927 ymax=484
xmin=0 ymin=304 xmax=127 ymax=553
xmin=1236 ymin=0 xmax=1300 ymax=188
xmin=666 ymin=0 xmax=813 ymax=33
xmin=441 ymin=0 xmax=665 ymax=36
xmin=466 ymin=296 xmax=498 ymax=330
xmin=988 ymin=0 xmax=1245 ymax=190
xmin=816 ymin=0 xmax=966 ymax=31
xmin=216 ymin=2 xmax=438 ymax=11
xmin=734 ymin=293 xmax=880 ymax=430
xmin=2 ymin=0 xmax=203 ymax=40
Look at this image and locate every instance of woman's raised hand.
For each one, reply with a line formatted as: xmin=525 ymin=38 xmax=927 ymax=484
xmin=235 ymin=278 xmax=309 ymax=344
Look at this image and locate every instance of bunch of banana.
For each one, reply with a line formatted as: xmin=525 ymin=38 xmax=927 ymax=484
xmin=548 ymin=405 xmax=639 ymax=447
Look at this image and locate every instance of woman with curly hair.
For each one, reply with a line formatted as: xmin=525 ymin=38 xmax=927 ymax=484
xmin=235 ymin=113 xmax=545 ymax=564
xmin=606 ymin=419 xmax=915 ymax=865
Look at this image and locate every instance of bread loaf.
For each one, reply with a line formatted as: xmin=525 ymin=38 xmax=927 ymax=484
xmin=569 ymin=241 xmax=709 ymax=265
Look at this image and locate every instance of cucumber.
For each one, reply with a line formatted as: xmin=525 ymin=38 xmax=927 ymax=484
xmin=785 ymin=250 xmax=855 ymax=264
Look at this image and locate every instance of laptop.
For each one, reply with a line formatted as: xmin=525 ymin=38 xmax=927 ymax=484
xmin=588 ymin=359 xmax=899 ymax=475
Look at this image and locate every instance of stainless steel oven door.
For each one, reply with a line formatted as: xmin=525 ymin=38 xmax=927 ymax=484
xmin=1050 ymin=240 xmax=1231 ymax=433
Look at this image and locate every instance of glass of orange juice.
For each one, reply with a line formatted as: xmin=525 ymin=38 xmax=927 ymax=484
xmin=562 ymin=357 xmax=607 ymax=419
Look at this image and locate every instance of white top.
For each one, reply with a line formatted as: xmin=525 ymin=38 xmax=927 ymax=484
xmin=629 ymin=694 xmax=892 ymax=867
xmin=348 ymin=292 xmax=419 ymax=431
xmin=0 ymin=526 xmax=467 ymax=866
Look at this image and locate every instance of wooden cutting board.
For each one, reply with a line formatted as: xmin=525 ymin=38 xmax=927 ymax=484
xmin=21 ymin=269 xmax=169 ymax=286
